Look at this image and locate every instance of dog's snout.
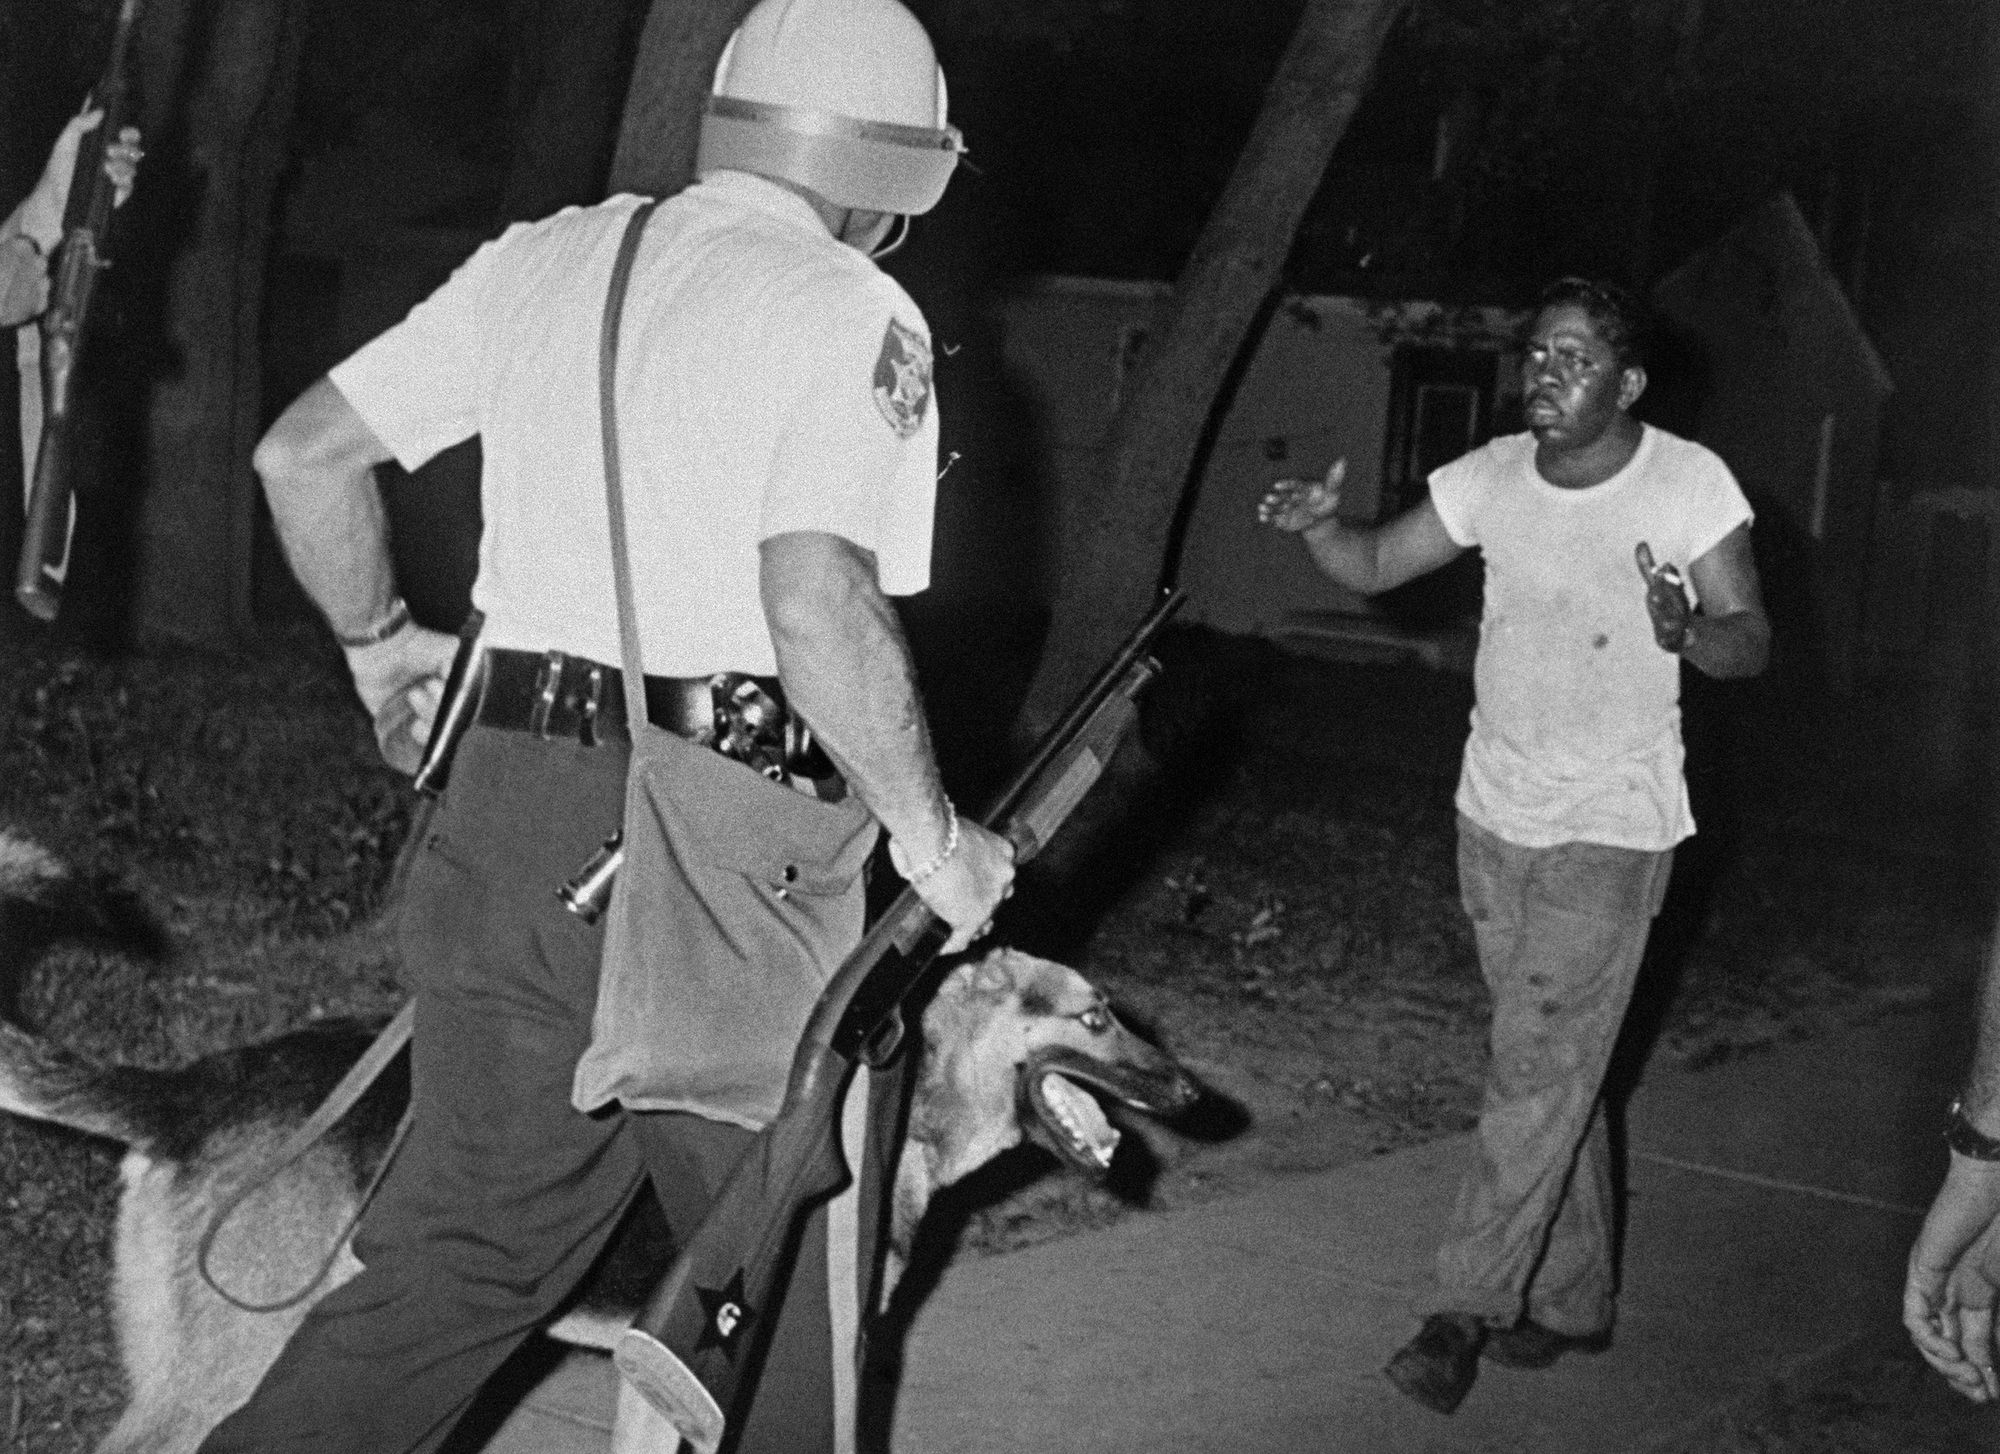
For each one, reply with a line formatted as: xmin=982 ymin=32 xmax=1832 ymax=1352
xmin=1113 ymin=1038 xmax=1202 ymax=1117
xmin=1147 ymin=1061 xmax=1201 ymax=1116
xmin=1165 ymin=1067 xmax=1201 ymax=1112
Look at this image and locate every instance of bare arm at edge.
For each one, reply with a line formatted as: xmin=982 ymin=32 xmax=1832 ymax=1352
xmin=1968 ymin=935 xmax=2000 ymax=1128
xmin=1903 ymin=924 xmax=2000 ymax=1401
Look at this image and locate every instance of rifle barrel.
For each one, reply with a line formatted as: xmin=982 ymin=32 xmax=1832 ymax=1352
xmin=614 ymin=589 xmax=1185 ymax=1451
xmin=981 ymin=588 xmax=1183 ymax=826
xmin=14 ymin=0 xmax=145 ymax=623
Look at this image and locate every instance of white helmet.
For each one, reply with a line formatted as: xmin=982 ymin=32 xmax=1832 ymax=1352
xmin=696 ymin=0 xmax=964 ymax=216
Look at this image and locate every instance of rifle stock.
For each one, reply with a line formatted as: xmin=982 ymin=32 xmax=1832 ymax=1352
xmin=16 ymin=0 xmax=143 ymax=621
xmin=613 ymin=589 xmax=1183 ymax=1452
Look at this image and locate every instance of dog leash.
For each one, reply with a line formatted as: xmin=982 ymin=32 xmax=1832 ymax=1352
xmin=196 ymin=1001 xmax=415 ymax=1313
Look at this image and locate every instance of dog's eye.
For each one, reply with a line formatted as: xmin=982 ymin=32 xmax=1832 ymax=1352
xmin=1076 ymin=1005 xmax=1110 ymax=1034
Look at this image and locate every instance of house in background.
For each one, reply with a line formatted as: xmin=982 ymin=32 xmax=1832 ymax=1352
xmin=994 ymin=277 xmax=1526 ymax=671
xmin=999 ymin=204 xmax=1900 ymax=692
xmin=1651 ymin=191 xmax=1893 ymax=693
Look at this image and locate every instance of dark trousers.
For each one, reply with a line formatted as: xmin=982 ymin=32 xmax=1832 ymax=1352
xmin=199 ymin=726 xmax=894 ymax=1454
xmin=1428 ymin=814 xmax=1674 ymax=1335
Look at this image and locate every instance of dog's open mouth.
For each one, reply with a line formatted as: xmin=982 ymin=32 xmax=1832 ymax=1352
xmin=1022 ymin=1060 xmax=1121 ymax=1174
xmin=1016 ymin=1043 xmax=1193 ymax=1176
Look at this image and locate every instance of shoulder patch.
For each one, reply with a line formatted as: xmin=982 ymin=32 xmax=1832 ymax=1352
xmin=871 ymin=319 xmax=933 ymax=440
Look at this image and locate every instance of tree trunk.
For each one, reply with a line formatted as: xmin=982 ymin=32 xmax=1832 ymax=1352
xmin=1982 ymin=0 xmax=2000 ymax=880
xmin=1013 ymin=0 xmax=1409 ymax=736
xmin=0 ymin=0 xmax=27 ymax=611
xmin=130 ymin=0 xmax=306 ymax=646
xmin=500 ymin=0 xmax=645 ymax=221
xmin=605 ymin=0 xmax=757 ymax=199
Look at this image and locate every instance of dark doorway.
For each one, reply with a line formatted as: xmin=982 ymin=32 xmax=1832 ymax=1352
xmin=1379 ymin=345 xmax=1498 ymax=521
xmin=1375 ymin=344 xmax=1497 ymax=628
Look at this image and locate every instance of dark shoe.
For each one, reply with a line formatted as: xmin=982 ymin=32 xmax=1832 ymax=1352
xmin=1384 ymin=1313 xmax=1485 ymax=1414
xmin=1482 ymin=1317 xmax=1612 ymax=1370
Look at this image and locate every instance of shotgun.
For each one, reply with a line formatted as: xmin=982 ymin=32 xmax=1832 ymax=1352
xmin=614 ymin=588 xmax=1184 ymax=1452
xmin=15 ymin=0 xmax=144 ymax=621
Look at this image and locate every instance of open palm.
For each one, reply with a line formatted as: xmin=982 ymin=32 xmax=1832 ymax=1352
xmin=1258 ymin=459 xmax=1346 ymax=533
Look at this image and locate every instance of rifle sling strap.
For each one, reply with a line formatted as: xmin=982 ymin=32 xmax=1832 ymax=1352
xmin=597 ymin=196 xmax=867 ymax=1452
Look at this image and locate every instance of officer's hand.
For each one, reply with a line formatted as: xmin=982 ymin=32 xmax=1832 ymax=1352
xmin=1257 ymin=459 xmax=1345 ymax=533
xmin=22 ymin=110 xmax=142 ymax=252
xmin=104 ymin=126 xmax=143 ymax=208
xmin=344 ymin=622 xmax=458 ymax=775
xmin=1635 ymin=542 xmax=1693 ymax=652
xmin=908 ymin=819 xmax=1016 ymax=955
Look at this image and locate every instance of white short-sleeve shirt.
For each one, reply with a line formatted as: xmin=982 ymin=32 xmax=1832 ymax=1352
xmin=329 ymin=172 xmax=939 ymax=676
xmin=1428 ymin=427 xmax=1753 ymax=851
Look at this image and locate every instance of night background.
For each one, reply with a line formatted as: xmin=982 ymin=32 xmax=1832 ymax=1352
xmin=1 ymin=1 xmax=1999 ymax=1449
xmin=0 ymin=0 xmax=1992 ymax=660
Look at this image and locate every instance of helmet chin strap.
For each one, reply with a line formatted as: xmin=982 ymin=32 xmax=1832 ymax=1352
xmin=867 ymin=213 xmax=910 ymax=259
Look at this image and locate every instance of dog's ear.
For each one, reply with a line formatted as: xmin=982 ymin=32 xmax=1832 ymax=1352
xmin=967 ymin=948 xmax=1016 ymax=999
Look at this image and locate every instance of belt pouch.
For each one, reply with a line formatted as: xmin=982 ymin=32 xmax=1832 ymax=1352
xmin=572 ymin=723 xmax=875 ymax=1127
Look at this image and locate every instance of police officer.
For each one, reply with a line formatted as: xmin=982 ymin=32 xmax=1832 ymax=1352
xmin=200 ymin=1 xmax=1013 ymax=1450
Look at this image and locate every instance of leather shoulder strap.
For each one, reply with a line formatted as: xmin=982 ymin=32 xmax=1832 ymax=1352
xmin=600 ymin=198 xmax=660 ymax=728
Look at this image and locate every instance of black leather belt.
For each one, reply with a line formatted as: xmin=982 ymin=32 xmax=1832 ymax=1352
xmin=476 ymin=647 xmax=834 ymax=782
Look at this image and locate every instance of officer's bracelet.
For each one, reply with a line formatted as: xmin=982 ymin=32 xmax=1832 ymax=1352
xmin=336 ymin=597 xmax=411 ymax=649
xmin=1946 ymin=1098 xmax=2000 ymax=1161
xmin=892 ymin=800 xmax=960 ymax=885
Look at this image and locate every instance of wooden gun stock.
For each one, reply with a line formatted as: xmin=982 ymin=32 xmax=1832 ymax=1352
xmin=16 ymin=0 xmax=143 ymax=621
xmin=613 ymin=589 xmax=1184 ymax=1452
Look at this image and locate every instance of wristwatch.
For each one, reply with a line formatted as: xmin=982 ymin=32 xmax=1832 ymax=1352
xmin=1946 ymin=1098 xmax=2000 ymax=1161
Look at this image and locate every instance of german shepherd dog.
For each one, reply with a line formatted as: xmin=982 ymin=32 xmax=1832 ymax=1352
xmin=0 ymin=828 xmax=164 ymax=1022
xmin=0 ymin=937 xmax=1197 ymax=1453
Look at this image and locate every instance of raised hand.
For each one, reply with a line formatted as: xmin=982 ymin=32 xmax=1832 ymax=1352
xmin=1635 ymin=541 xmax=1692 ymax=653
xmin=1258 ymin=459 xmax=1346 ymax=533
xmin=103 ymin=125 xmax=143 ymax=208
xmin=20 ymin=109 xmax=143 ymax=253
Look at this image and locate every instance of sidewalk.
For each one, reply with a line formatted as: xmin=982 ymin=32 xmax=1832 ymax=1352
xmin=476 ymin=1006 xmax=1995 ymax=1453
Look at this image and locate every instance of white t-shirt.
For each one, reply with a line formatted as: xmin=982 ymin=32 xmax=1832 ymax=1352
xmin=330 ymin=172 xmax=939 ymax=675
xmin=1429 ymin=427 xmax=1753 ymax=851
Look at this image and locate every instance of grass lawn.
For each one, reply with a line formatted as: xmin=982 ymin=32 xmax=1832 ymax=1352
xmin=0 ymin=617 xmax=1990 ymax=1451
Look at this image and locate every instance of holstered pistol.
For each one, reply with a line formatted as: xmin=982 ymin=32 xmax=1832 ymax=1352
xmin=412 ymin=610 xmax=488 ymax=798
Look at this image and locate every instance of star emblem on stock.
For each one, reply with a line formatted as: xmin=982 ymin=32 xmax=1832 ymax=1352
xmin=695 ymin=1270 xmax=758 ymax=1357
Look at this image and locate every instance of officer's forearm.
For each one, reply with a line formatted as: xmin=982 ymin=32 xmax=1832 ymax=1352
xmin=262 ymin=458 xmax=399 ymax=641
xmin=761 ymin=531 xmax=954 ymax=863
xmin=254 ymin=380 xmax=400 ymax=642
xmin=1678 ymin=608 xmax=1769 ymax=680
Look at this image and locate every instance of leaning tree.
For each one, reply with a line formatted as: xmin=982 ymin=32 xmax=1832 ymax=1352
xmin=607 ymin=0 xmax=757 ymax=197
xmin=1011 ymin=0 xmax=1411 ymax=739
xmin=604 ymin=0 xmax=1412 ymax=746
